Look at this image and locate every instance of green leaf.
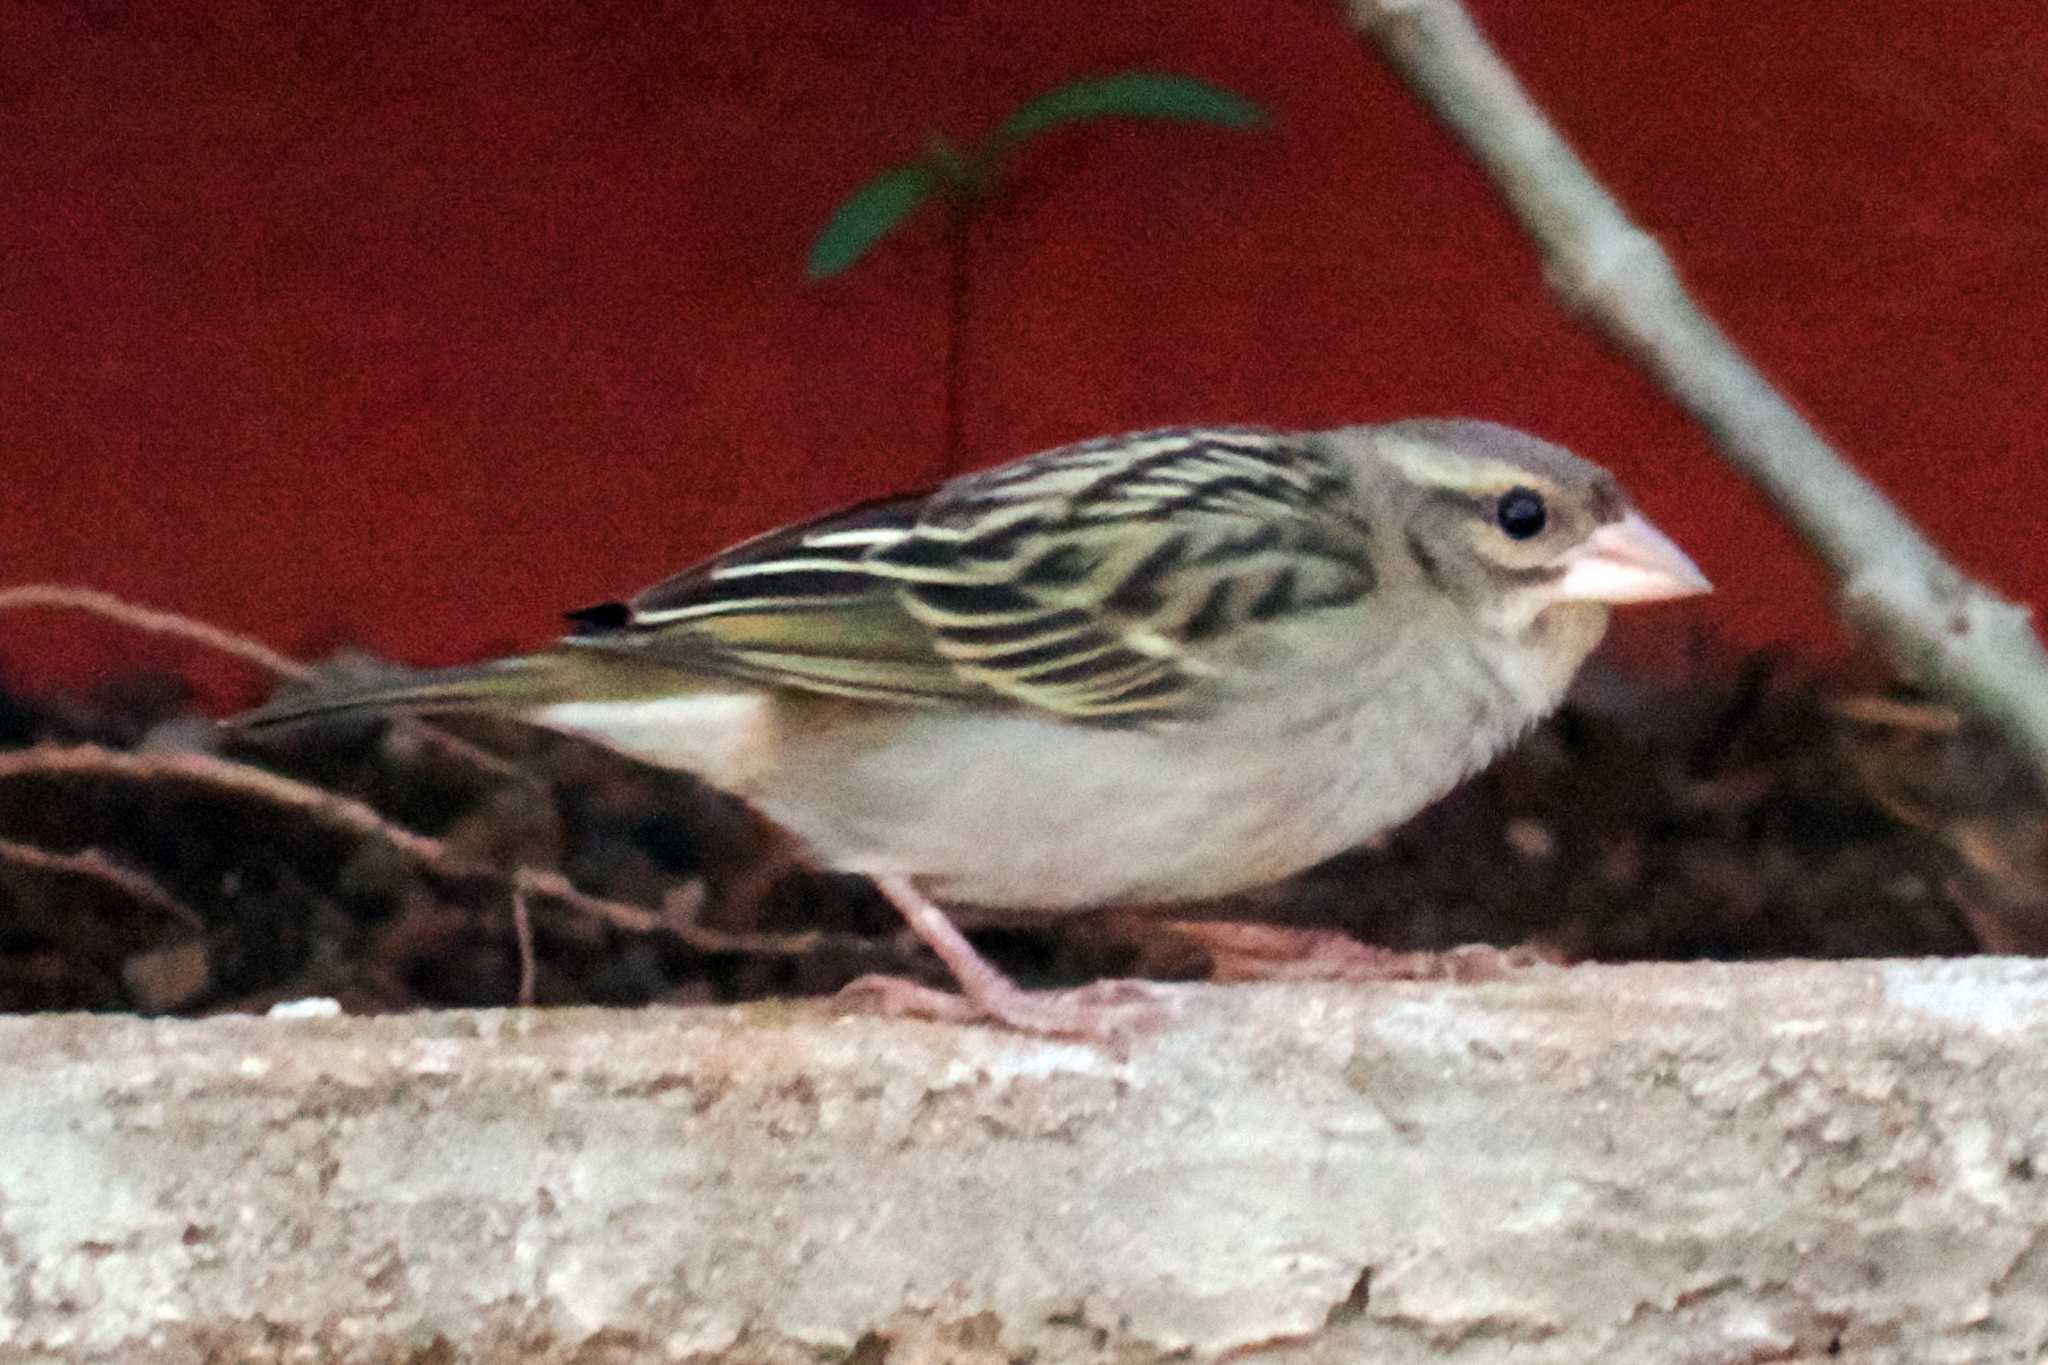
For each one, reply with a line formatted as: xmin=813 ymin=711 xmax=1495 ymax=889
xmin=807 ymin=163 xmax=945 ymax=281
xmin=985 ymin=71 xmax=1270 ymax=161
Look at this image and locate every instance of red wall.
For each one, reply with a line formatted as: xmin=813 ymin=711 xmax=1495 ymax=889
xmin=5 ymin=0 xmax=2045 ymax=699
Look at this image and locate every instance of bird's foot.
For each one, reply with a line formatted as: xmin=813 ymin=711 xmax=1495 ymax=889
xmin=836 ymin=972 xmax=1173 ymax=1047
xmin=851 ymin=873 xmax=1177 ymax=1047
xmin=1154 ymin=920 xmax=1564 ymax=983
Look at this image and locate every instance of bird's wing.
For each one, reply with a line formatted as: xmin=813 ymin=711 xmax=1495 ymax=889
xmin=562 ymin=492 xmax=987 ymax=706
xmin=564 ymin=428 xmax=1378 ymax=723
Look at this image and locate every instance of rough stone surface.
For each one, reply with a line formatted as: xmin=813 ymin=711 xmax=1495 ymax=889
xmin=2 ymin=960 xmax=2047 ymax=1363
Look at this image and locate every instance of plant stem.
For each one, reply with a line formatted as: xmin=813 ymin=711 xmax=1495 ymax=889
xmin=939 ymin=203 xmax=974 ymax=480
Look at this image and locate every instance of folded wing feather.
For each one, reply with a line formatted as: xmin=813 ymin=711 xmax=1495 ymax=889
xmin=563 ymin=429 xmax=1376 ymax=723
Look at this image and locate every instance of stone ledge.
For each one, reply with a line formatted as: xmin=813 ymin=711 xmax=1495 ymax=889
xmin=3 ymin=959 xmax=2046 ymax=1363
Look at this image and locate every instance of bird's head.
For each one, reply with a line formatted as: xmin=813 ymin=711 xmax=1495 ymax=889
xmin=1332 ymin=419 xmax=1711 ymax=640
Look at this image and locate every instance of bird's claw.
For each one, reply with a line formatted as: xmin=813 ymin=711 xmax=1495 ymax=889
xmin=835 ymin=972 xmax=1175 ymax=1051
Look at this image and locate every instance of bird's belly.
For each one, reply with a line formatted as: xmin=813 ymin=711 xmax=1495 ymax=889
xmin=745 ymin=687 xmax=1518 ymax=912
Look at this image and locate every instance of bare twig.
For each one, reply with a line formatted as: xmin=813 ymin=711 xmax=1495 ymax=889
xmin=0 ymin=585 xmax=860 ymax=958
xmin=0 ymin=742 xmax=516 ymax=889
xmin=510 ymin=882 xmax=538 ymax=1006
xmin=380 ymin=721 xmax=544 ymax=792
xmin=0 ymin=837 xmax=206 ymax=932
xmin=501 ymin=863 xmax=656 ymax=936
xmin=1827 ymin=694 xmax=1965 ymax=736
xmin=0 ymin=584 xmax=310 ymax=681
xmin=0 ymin=581 xmax=541 ymax=789
xmin=0 ymin=749 xmax=659 ymax=941
xmin=0 ymin=744 xmax=856 ymax=959
xmin=1340 ymin=0 xmax=2048 ymax=784
xmin=653 ymin=877 xmax=842 ymax=959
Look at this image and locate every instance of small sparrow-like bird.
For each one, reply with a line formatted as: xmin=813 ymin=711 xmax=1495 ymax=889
xmin=240 ymin=421 xmax=1708 ymax=1034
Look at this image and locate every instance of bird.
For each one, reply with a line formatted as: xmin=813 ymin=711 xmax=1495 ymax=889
xmin=237 ymin=420 xmax=1709 ymax=1036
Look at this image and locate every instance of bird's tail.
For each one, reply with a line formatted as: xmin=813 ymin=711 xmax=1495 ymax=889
xmin=230 ymin=650 xmax=643 ymax=732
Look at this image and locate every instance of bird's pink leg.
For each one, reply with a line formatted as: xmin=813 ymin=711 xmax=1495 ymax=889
xmin=1153 ymin=920 xmax=1563 ymax=982
xmin=837 ymin=874 xmax=1168 ymax=1041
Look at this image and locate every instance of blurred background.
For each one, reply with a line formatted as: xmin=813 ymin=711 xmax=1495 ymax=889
xmin=5 ymin=0 xmax=2044 ymax=700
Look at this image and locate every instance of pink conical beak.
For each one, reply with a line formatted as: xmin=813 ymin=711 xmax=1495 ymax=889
xmin=1555 ymin=512 xmax=1712 ymax=605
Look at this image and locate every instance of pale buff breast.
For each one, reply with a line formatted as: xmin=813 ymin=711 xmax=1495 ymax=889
xmin=534 ymin=600 xmax=1606 ymax=912
xmin=733 ymin=610 xmax=1599 ymax=910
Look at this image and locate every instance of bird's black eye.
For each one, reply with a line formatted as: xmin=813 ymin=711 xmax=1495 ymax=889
xmin=1495 ymin=487 xmax=1547 ymax=540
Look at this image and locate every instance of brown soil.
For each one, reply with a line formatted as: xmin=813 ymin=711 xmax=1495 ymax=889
xmin=0 ymin=651 xmax=2039 ymax=1018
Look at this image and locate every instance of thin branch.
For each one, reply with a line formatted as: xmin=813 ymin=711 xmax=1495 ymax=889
xmin=511 ymin=882 xmax=538 ymax=1006
xmin=0 ymin=837 xmax=206 ymax=932
xmin=0 ymin=744 xmax=858 ymax=959
xmin=0 ymin=740 xmax=542 ymax=887
xmin=0 ymin=745 xmax=850 ymax=960
xmin=0 ymin=581 xmax=542 ymax=790
xmin=1340 ymin=0 xmax=2048 ymax=784
xmin=368 ymin=715 xmax=544 ymax=792
xmin=0 ymin=583 xmax=310 ymax=681
xmin=1827 ymin=693 xmax=1964 ymax=736
xmin=0 ymin=586 xmax=857 ymax=959
xmin=652 ymin=877 xmax=845 ymax=959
